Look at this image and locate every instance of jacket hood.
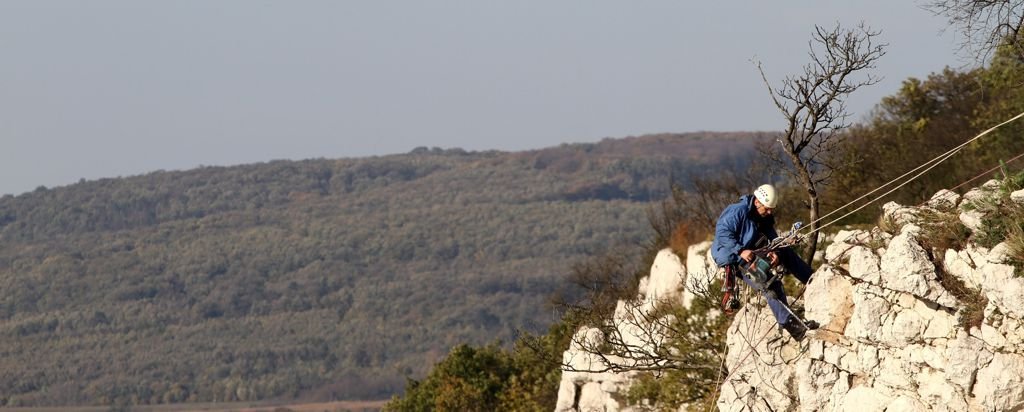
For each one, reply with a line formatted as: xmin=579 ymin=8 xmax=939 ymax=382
xmin=739 ymin=194 xmax=756 ymax=212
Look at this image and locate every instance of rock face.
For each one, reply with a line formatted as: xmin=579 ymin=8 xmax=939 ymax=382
xmin=555 ymin=179 xmax=1024 ymax=412
xmin=718 ymin=181 xmax=1024 ymax=412
xmin=555 ymin=242 xmax=716 ymax=412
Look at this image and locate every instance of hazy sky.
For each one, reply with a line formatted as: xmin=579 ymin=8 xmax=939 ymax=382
xmin=1 ymin=1 xmax=964 ymax=196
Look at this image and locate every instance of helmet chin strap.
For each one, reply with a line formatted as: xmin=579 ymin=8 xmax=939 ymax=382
xmin=752 ymin=198 xmax=772 ymax=216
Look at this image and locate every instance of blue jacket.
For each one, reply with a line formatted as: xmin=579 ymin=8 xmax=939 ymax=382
xmin=711 ymin=195 xmax=778 ymax=267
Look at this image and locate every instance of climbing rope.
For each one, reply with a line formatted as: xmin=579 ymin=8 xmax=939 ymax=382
xmin=944 ymin=150 xmax=1024 ymax=195
xmin=801 ymin=110 xmax=1024 ymax=238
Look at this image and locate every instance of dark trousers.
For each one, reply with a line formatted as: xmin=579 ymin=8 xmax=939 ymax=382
xmin=728 ymin=247 xmax=812 ymax=325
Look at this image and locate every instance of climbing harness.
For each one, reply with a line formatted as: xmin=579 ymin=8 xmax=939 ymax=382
xmin=721 ymin=266 xmax=741 ymax=314
xmin=720 ymin=222 xmax=804 ymax=308
xmin=720 ymin=221 xmax=816 ymax=332
xmin=745 ymin=226 xmax=816 ymax=332
xmin=736 ymin=221 xmax=805 ymax=297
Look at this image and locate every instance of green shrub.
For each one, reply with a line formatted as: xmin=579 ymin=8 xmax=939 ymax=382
xmin=622 ymin=291 xmax=730 ymax=411
xmin=967 ymin=173 xmax=1024 ymax=250
xmin=385 ymin=344 xmax=514 ymax=412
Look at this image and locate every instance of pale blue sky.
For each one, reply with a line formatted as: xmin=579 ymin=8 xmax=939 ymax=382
xmin=1 ymin=1 xmax=961 ymax=196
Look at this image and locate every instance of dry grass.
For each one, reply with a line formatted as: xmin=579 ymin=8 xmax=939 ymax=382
xmin=1006 ymin=222 xmax=1024 ymax=275
xmin=917 ymin=208 xmax=971 ymax=252
xmin=877 ymin=212 xmax=899 ymax=236
xmin=959 ymin=297 xmax=989 ymax=331
xmin=932 ymin=259 xmax=988 ymax=331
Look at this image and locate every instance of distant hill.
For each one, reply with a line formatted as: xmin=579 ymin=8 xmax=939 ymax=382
xmin=0 ymin=131 xmax=771 ymax=406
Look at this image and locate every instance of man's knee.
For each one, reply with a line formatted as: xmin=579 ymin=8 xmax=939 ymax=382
xmin=779 ymin=248 xmax=812 ymax=283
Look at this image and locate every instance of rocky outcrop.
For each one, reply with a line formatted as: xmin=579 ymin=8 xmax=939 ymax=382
xmin=718 ymin=181 xmax=1024 ymax=412
xmin=555 ymin=243 xmax=716 ymax=412
xmin=555 ymin=180 xmax=1024 ymax=412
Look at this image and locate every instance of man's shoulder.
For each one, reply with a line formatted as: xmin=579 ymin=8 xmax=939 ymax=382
xmin=718 ymin=196 xmax=750 ymax=222
xmin=725 ymin=195 xmax=752 ymax=213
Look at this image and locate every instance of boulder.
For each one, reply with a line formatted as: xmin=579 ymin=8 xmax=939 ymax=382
xmin=926 ymin=189 xmax=961 ymax=210
xmin=1011 ymin=189 xmax=1024 ymax=205
xmin=883 ymin=201 xmax=917 ymax=229
xmin=554 ymin=380 xmax=578 ymax=412
xmin=973 ymin=352 xmax=1024 ymax=411
xmin=578 ymin=382 xmax=609 ymax=412
xmin=682 ymin=241 xmax=716 ymax=308
xmin=944 ymin=330 xmax=989 ymax=393
xmin=804 ymin=266 xmax=854 ymax=333
xmin=646 ymin=249 xmax=686 ymax=301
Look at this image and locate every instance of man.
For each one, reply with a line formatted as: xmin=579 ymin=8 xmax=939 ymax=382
xmin=711 ymin=184 xmax=818 ymax=341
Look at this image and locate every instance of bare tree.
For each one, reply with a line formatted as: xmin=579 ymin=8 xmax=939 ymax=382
xmin=926 ymin=0 xmax=1024 ymax=62
xmin=758 ymin=23 xmax=886 ymax=262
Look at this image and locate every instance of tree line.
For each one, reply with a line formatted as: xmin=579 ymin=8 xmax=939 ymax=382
xmin=0 ymin=132 xmax=764 ymax=406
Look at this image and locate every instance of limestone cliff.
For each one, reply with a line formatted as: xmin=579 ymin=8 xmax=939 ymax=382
xmin=557 ymin=178 xmax=1024 ymax=411
xmin=718 ymin=180 xmax=1024 ymax=411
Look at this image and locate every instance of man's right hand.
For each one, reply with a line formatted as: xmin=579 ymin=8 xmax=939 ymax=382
xmin=739 ymin=249 xmax=754 ymax=263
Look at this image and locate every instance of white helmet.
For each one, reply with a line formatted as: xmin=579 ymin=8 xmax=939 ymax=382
xmin=754 ymin=184 xmax=778 ymax=208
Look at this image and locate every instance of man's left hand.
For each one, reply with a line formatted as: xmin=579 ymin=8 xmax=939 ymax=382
xmin=768 ymin=251 xmax=780 ymax=267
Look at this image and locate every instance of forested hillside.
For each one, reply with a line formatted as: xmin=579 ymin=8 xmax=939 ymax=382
xmin=0 ymin=132 xmax=768 ymax=406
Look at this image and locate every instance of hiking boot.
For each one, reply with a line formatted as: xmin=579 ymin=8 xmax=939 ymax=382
xmin=782 ymin=317 xmax=814 ymax=341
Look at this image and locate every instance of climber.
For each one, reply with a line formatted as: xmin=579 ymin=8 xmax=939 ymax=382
xmin=711 ymin=184 xmax=819 ymax=341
